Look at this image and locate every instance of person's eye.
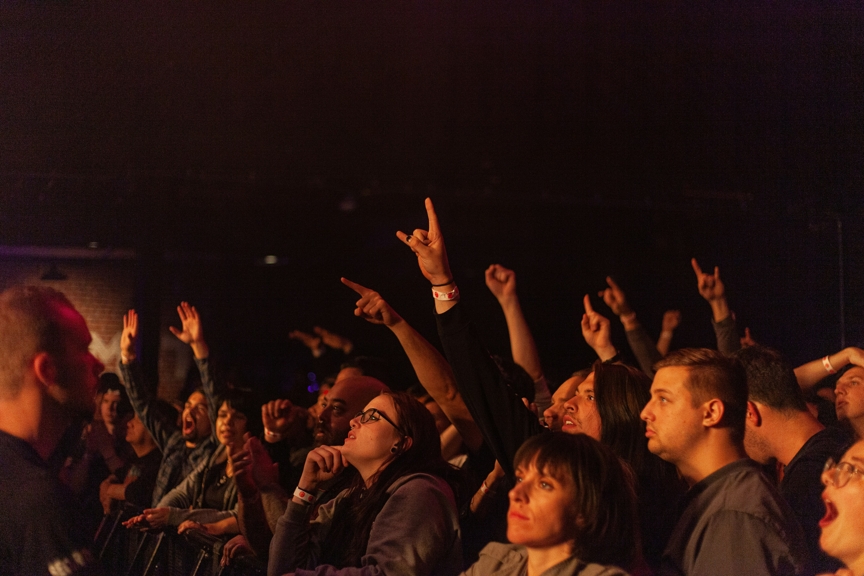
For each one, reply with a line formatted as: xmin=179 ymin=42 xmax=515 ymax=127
xmin=514 ymin=475 xmax=523 ymax=483
xmin=332 ymin=407 xmax=343 ymax=415
xmin=587 ymin=395 xmax=595 ymax=401
xmin=539 ymin=481 xmax=553 ymax=490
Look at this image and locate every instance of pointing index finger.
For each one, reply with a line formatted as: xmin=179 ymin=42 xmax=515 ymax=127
xmin=605 ymin=276 xmax=622 ymax=292
xmin=341 ymin=277 xmax=371 ymax=296
xmin=583 ymin=294 xmax=595 ymax=314
xmin=425 ymin=198 xmax=440 ymax=235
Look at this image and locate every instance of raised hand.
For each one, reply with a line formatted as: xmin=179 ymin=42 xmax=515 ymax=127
xmin=229 ymin=435 xmax=259 ymax=498
xmin=288 ymin=330 xmax=323 ymax=353
xmin=740 ymin=327 xmax=757 ymax=348
xmin=261 ymin=399 xmax=302 ymax=441
xmin=396 ymin=198 xmax=453 ymax=286
xmin=169 ymin=302 xmax=209 ymax=358
xmin=662 ymin=310 xmax=682 ymax=332
xmin=244 ymin=436 xmax=279 ymax=491
xmin=341 ymin=278 xmax=404 ymax=328
xmin=313 ymin=327 xmax=354 ymax=354
xmin=581 ymin=295 xmax=617 ymax=361
xmin=691 ymin=258 xmax=725 ymax=302
xmin=297 ymin=445 xmax=348 ymax=492
xmin=121 ymin=309 xmax=138 ymax=362
xmin=598 ymin=277 xmax=633 ymax=317
xmin=485 ymin=264 xmax=517 ymax=303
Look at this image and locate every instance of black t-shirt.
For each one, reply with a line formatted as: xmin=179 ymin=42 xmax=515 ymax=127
xmin=0 ymin=430 xmax=101 ymax=575
xmin=202 ymin=459 xmax=230 ymax=510
xmin=781 ymin=425 xmax=853 ymax=574
xmin=120 ymin=448 xmax=163 ymax=509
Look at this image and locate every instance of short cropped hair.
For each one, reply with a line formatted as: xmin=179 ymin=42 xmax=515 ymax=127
xmin=733 ymin=346 xmax=807 ymax=414
xmin=514 ymin=432 xmax=639 ymax=569
xmin=654 ymin=348 xmax=748 ymax=443
xmin=0 ymin=286 xmax=76 ymax=399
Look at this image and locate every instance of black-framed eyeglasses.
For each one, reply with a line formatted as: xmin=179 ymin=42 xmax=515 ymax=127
xmin=354 ymin=407 xmax=404 ymax=436
xmin=822 ymin=458 xmax=864 ymax=488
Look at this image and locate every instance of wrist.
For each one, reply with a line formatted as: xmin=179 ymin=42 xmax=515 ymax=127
xmin=191 ymin=342 xmax=210 ymax=359
xmin=264 ymin=428 xmax=285 ymax=443
xmin=709 ymin=299 xmax=730 ymax=322
xmin=595 ymin=346 xmax=618 ymax=362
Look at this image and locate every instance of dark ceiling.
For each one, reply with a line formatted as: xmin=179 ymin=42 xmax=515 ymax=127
xmin=1 ymin=2 xmax=863 ymax=386
xmin=1 ymin=1 xmax=862 ymax=252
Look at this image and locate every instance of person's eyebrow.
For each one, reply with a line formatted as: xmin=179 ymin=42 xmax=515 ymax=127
xmin=850 ymin=456 xmax=864 ymax=466
xmin=651 ymin=387 xmax=672 ymax=395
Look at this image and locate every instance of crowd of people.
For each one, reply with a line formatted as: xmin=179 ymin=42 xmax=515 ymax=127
xmin=1 ymin=198 xmax=864 ymax=575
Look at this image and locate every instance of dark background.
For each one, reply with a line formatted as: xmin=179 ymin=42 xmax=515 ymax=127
xmin=1 ymin=1 xmax=862 ymax=396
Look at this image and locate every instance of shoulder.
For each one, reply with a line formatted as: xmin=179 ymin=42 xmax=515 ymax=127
xmin=468 ymin=542 xmax=526 ymax=572
xmin=388 ymin=472 xmax=453 ymax=496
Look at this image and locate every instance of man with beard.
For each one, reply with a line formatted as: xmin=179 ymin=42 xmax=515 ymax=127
xmin=0 ymin=286 xmax=105 ymax=575
xmin=229 ymin=375 xmax=389 ymax=560
xmin=118 ymin=306 xmax=220 ymax=506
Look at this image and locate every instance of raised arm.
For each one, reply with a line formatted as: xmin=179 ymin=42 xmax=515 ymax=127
xmin=692 ymin=258 xmax=740 ymax=354
xmin=341 ymin=277 xmax=484 ymax=452
xmin=656 ymin=310 xmax=681 ymax=357
xmin=597 ymin=277 xmax=662 ymax=374
xmin=581 ymin=295 xmax=618 ymax=362
xmin=795 ymin=347 xmax=864 ymax=391
xmin=119 ymin=309 xmax=177 ymax=451
xmin=485 ymin=264 xmax=551 ymax=414
xmin=170 ymin=302 xmax=220 ymax=433
xmin=397 ymin=199 xmax=543 ymax=475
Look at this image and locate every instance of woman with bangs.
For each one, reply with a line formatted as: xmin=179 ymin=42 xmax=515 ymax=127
xmin=463 ymin=433 xmax=637 ymax=576
xmin=268 ymin=390 xmax=464 ymax=576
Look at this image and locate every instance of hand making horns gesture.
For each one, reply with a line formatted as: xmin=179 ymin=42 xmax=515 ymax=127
xmin=396 ymin=198 xmax=453 ymax=286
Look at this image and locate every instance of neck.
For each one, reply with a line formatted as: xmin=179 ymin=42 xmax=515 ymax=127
xmin=354 ymin=458 xmax=390 ymax=488
xmin=771 ymin=411 xmax=824 ymax=466
xmin=0 ymin=385 xmax=73 ymax=461
xmin=846 ymin=554 xmax=864 ymax=576
xmin=131 ymin=439 xmax=157 ymax=458
xmin=677 ymin=434 xmax=747 ymax=486
xmin=849 ymin=417 xmax=864 ymax=441
xmin=525 ymin=541 xmax=575 ymax=576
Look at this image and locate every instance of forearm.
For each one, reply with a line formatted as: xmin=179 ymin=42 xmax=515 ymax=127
xmin=625 ymin=324 xmax=662 ymax=378
xmin=238 ymin=493 xmax=275 ymax=559
xmin=795 ymin=347 xmax=862 ymax=390
xmin=389 ymin=319 xmax=484 ymax=452
xmin=709 ymin=297 xmax=730 ymax=323
xmin=498 ymin=296 xmax=544 ymax=382
xmin=269 ymin=502 xmax=319 ymax=575
xmin=656 ymin=330 xmax=674 ymax=356
xmin=203 ymin=515 xmax=239 ymax=536
xmin=169 ymin=507 xmax=236 ymax=527
xmin=436 ymin=302 xmax=544 ymax=476
xmin=119 ymin=360 xmax=172 ymax=450
xmin=712 ymin=315 xmax=741 ymax=355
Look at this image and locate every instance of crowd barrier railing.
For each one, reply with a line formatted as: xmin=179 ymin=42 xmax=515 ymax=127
xmin=94 ymin=505 xmax=266 ymax=576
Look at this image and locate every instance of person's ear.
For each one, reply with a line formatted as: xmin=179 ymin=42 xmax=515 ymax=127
xmin=32 ymin=352 xmax=57 ymax=389
xmin=702 ymin=399 xmax=725 ymax=428
xmin=745 ymin=401 xmax=762 ymax=428
xmin=401 ymin=436 xmax=413 ymax=452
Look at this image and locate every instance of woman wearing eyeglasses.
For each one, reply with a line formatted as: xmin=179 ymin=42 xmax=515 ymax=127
xmin=268 ymin=391 xmax=464 ymax=576
xmin=820 ymin=439 xmax=864 ymax=576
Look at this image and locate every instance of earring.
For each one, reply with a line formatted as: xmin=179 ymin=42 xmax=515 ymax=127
xmin=390 ymin=446 xmax=398 ymax=453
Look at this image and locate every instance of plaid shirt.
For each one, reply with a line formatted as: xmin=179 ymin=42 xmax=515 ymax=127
xmin=119 ymin=358 xmax=219 ymax=506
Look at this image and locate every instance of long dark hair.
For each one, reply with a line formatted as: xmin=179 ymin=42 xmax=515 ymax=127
xmin=592 ymin=361 xmax=684 ymax=569
xmin=514 ymin=433 xmax=639 ymax=569
xmin=320 ymin=391 xmax=463 ymax=567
